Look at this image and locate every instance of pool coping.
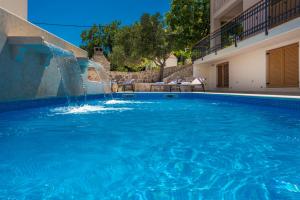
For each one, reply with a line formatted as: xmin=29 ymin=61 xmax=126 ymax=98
xmin=1 ymin=92 xmax=300 ymax=113
xmin=115 ymin=92 xmax=300 ymax=99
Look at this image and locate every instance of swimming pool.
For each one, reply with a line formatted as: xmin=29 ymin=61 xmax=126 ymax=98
xmin=0 ymin=93 xmax=300 ymax=199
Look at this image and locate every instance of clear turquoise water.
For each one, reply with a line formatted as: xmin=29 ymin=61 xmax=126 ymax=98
xmin=0 ymin=97 xmax=300 ymax=199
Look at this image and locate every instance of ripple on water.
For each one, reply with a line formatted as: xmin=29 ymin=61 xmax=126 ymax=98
xmin=1 ymin=98 xmax=300 ymax=199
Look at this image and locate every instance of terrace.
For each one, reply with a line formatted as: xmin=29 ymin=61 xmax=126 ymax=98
xmin=193 ymin=0 xmax=300 ymax=61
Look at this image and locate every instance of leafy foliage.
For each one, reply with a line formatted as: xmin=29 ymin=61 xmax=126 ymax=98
xmin=108 ymin=13 xmax=174 ymax=79
xmin=80 ymin=21 xmax=120 ymax=58
xmin=137 ymin=13 xmax=174 ymax=80
xmin=166 ymin=0 xmax=210 ymax=50
xmin=109 ymin=24 xmax=141 ymax=68
xmin=173 ymin=49 xmax=192 ymax=65
xmin=80 ymin=1 xmax=210 ymax=74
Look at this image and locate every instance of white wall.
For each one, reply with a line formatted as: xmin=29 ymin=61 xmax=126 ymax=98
xmin=194 ymin=38 xmax=300 ymax=92
xmin=0 ymin=0 xmax=27 ymax=19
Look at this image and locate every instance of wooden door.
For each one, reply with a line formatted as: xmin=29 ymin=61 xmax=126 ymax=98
xmin=267 ymin=47 xmax=284 ymax=87
xmin=267 ymin=43 xmax=299 ymax=87
xmin=217 ymin=65 xmax=223 ymax=87
xmin=217 ymin=62 xmax=229 ymax=88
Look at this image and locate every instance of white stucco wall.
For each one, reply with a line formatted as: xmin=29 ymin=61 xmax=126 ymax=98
xmin=194 ymin=37 xmax=300 ymax=92
xmin=0 ymin=0 xmax=27 ymax=19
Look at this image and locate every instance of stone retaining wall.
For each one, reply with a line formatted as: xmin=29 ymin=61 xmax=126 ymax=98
xmin=164 ymin=65 xmax=193 ymax=82
xmin=163 ymin=65 xmax=185 ymax=78
xmin=109 ymin=70 xmax=160 ymax=83
xmin=113 ymin=83 xmax=204 ymax=92
xmin=109 ymin=66 xmax=193 ymax=83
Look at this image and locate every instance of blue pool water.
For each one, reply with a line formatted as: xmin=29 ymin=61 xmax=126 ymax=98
xmin=0 ymin=94 xmax=300 ymax=199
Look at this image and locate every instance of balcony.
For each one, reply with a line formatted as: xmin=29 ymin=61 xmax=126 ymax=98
xmin=193 ymin=0 xmax=300 ymax=61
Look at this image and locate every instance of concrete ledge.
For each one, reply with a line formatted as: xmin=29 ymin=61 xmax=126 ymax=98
xmin=0 ymin=7 xmax=87 ymax=57
xmin=7 ymin=36 xmax=44 ymax=45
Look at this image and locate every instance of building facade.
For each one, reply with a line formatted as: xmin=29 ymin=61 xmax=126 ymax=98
xmin=193 ymin=0 xmax=300 ymax=93
xmin=0 ymin=0 xmax=27 ymax=19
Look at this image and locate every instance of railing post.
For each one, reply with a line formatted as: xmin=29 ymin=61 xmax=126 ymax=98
xmin=234 ymin=19 xmax=237 ymax=47
xmin=265 ymin=0 xmax=269 ymax=35
xmin=234 ymin=35 xmax=237 ymax=47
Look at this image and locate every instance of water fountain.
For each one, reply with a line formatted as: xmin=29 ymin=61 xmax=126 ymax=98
xmin=77 ymin=58 xmax=113 ymax=100
xmin=6 ymin=36 xmax=110 ymax=104
xmin=45 ymin=42 xmax=85 ymax=105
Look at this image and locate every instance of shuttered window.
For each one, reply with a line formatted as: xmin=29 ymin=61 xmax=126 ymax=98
xmin=267 ymin=43 xmax=299 ymax=87
xmin=217 ymin=62 xmax=229 ymax=88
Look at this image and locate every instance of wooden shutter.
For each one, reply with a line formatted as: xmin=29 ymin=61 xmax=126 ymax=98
xmin=267 ymin=42 xmax=299 ymax=88
xmin=267 ymin=47 xmax=284 ymax=87
xmin=284 ymin=43 xmax=299 ymax=87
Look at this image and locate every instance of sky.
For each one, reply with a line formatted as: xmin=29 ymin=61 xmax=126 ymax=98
xmin=28 ymin=0 xmax=171 ymax=46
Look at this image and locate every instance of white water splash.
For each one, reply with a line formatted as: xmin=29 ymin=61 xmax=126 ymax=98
xmin=104 ymin=100 xmax=154 ymax=105
xmin=51 ymin=105 xmax=132 ymax=115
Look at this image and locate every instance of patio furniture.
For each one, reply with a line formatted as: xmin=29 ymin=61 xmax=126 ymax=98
xmin=168 ymin=80 xmax=181 ymax=92
xmin=150 ymin=80 xmax=182 ymax=92
xmin=180 ymin=78 xmax=205 ymax=92
xmin=118 ymin=79 xmax=135 ymax=92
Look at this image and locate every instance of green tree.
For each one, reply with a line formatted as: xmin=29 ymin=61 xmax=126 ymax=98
xmin=166 ymin=0 xmax=210 ymax=50
xmin=109 ymin=24 xmax=144 ymax=72
xmin=138 ymin=13 xmax=174 ymax=81
xmin=109 ymin=13 xmax=174 ymax=79
xmin=80 ymin=21 xmax=120 ymax=58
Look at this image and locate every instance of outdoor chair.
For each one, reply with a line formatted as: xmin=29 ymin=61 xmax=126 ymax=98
xmin=180 ymin=78 xmax=205 ymax=92
xmin=150 ymin=79 xmax=182 ymax=92
xmin=118 ymin=79 xmax=135 ymax=92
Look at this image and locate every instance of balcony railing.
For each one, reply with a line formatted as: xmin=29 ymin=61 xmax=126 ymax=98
xmin=192 ymin=0 xmax=300 ymax=61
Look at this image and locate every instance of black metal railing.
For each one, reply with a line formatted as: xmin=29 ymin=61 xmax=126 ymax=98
xmin=192 ymin=0 xmax=300 ymax=61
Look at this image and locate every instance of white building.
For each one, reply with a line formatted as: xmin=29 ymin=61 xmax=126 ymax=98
xmin=193 ymin=0 xmax=300 ymax=93
xmin=0 ymin=0 xmax=27 ymax=19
